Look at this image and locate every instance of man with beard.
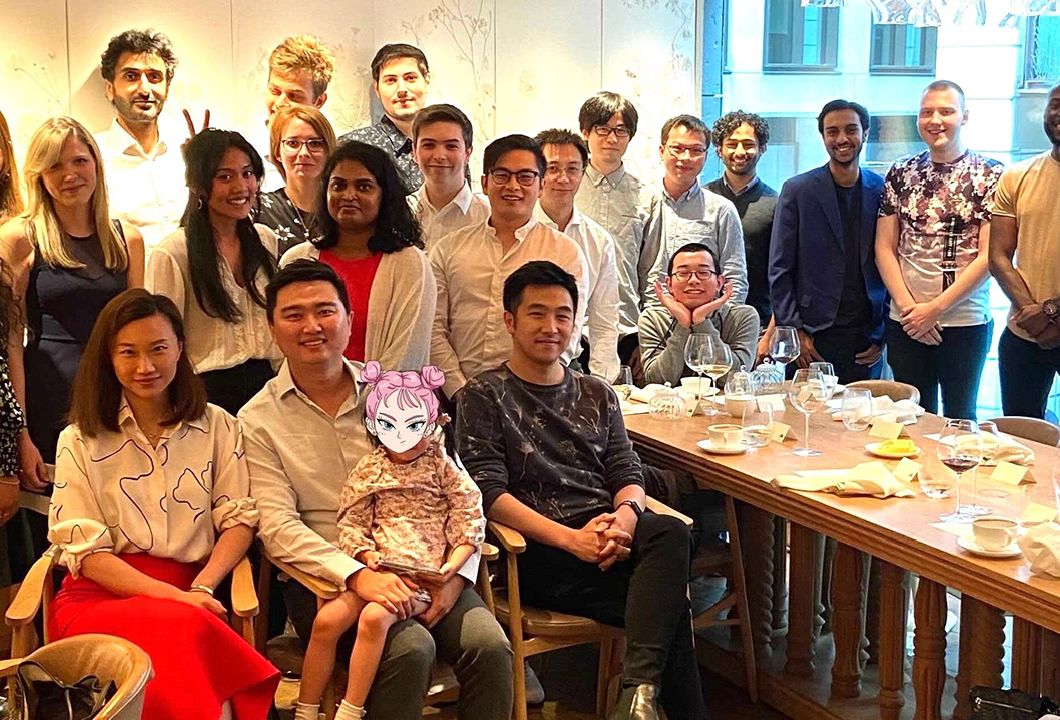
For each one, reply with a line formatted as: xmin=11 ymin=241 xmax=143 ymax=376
xmin=95 ymin=29 xmax=187 ymax=251
xmin=768 ymin=99 xmax=888 ymax=383
xmin=989 ymin=81 xmax=1060 ymax=419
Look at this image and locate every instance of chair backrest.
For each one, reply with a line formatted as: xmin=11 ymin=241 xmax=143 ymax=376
xmin=22 ymin=634 xmax=153 ymax=720
xmin=988 ymin=416 xmax=1060 ymax=447
xmin=846 ymin=380 xmax=921 ymax=405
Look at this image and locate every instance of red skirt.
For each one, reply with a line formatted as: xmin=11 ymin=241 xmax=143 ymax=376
xmin=49 ymin=553 xmax=280 ymax=720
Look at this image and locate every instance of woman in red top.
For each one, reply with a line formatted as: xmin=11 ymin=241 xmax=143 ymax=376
xmin=280 ymin=142 xmax=435 ymax=371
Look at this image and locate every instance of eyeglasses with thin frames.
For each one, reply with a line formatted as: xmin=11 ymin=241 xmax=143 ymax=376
xmin=665 ymin=144 xmax=707 ymax=159
xmin=281 ymin=138 xmax=328 ymax=153
xmin=488 ymin=168 xmax=540 ymax=187
xmin=670 ymin=269 xmax=719 ymax=282
xmin=592 ymin=125 xmax=631 ymax=139
xmin=544 ymin=166 xmax=585 ymax=180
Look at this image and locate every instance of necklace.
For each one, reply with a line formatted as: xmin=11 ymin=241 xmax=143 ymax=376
xmin=286 ymin=190 xmax=314 ymax=241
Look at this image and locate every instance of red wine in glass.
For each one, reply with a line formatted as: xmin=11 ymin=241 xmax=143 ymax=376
xmin=941 ymin=455 xmax=979 ymax=473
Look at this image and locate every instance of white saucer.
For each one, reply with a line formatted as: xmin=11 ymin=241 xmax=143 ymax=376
xmin=956 ymin=535 xmax=1022 ymax=559
xmin=696 ymin=439 xmax=748 ymax=455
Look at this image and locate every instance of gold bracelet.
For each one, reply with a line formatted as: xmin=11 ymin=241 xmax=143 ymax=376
xmin=189 ymin=584 xmax=214 ymax=596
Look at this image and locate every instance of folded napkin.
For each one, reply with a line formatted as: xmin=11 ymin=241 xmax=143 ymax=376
xmin=1018 ymin=523 xmax=1060 ymax=577
xmin=772 ymin=461 xmax=915 ymax=498
xmin=829 ymin=395 xmax=924 ymax=425
xmin=629 ymin=383 xmax=667 ymax=404
xmin=925 ymin=431 xmax=1037 ymax=466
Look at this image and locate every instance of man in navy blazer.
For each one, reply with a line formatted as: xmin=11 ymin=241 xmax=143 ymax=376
xmin=768 ymin=99 xmax=888 ymax=383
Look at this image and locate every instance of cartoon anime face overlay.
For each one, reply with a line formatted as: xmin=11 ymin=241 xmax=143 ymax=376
xmin=366 ymin=392 xmax=437 ymax=455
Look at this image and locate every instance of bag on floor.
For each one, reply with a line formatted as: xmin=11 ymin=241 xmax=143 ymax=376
xmin=970 ymin=686 xmax=1059 ymax=720
xmin=15 ymin=659 xmax=115 ymax=720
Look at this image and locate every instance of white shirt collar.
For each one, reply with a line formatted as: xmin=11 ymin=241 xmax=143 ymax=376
xmin=535 ymin=203 xmax=582 ymax=234
xmin=101 ymin=117 xmax=171 ymax=160
xmin=417 ymin=182 xmax=475 ymax=215
xmin=117 ymin=394 xmax=209 ymax=435
xmin=487 ymin=215 xmax=538 ymax=241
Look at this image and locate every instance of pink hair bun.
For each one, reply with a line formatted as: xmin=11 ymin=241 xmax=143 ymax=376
xmin=420 ymin=365 xmax=445 ymax=391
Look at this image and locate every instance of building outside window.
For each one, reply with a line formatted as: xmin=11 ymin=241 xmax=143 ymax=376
xmin=870 ymin=23 xmax=938 ymax=74
xmin=763 ymin=0 xmax=840 ymax=71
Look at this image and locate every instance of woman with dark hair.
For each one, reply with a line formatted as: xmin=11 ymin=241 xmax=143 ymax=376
xmin=0 ymin=108 xmax=24 ymax=221
xmin=281 ymin=140 xmax=435 ymax=370
xmin=47 ymin=288 xmax=279 ymax=720
xmin=147 ymin=129 xmax=281 ymax=414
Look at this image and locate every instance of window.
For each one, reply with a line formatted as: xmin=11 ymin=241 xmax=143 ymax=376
xmin=763 ymin=0 xmax=840 ymax=72
xmin=1025 ymin=15 xmax=1060 ymax=87
xmin=870 ymin=23 xmax=938 ymax=75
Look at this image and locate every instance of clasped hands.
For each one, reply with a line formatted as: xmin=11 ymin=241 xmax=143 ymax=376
xmin=564 ymin=508 xmax=637 ymax=572
xmin=349 ymin=549 xmax=466 ymax=629
xmin=899 ymin=301 xmax=944 ymax=346
xmin=1013 ymin=302 xmax=1060 ymax=350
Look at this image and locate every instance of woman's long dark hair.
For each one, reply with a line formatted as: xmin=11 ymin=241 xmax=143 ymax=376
xmin=181 ymin=129 xmax=276 ymax=323
xmin=313 ymin=141 xmax=423 ymax=253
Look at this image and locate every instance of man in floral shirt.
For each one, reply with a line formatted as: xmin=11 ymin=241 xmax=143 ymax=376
xmin=875 ymin=80 xmax=1003 ymax=419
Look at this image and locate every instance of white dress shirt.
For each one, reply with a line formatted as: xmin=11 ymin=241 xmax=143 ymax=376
xmin=145 ymin=225 xmax=283 ymax=374
xmin=48 ymin=401 xmax=258 ymax=576
xmin=429 ymin=217 xmax=589 ymax=398
xmin=95 ymin=118 xmax=188 ymax=253
xmin=239 ymin=359 xmax=480 ymax=587
xmin=409 ymin=182 xmax=491 ymax=250
xmin=537 ymin=204 xmax=621 ymax=381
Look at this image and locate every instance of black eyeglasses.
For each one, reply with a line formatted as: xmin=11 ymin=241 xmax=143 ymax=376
xmin=670 ymin=269 xmax=719 ymax=282
xmin=488 ymin=168 xmax=540 ymax=187
xmin=281 ymin=138 xmax=328 ymax=153
xmin=592 ymin=125 xmax=631 ymax=139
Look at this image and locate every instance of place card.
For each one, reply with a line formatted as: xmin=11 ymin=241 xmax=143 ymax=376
xmin=758 ymin=394 xmax=785 ymax=412
xmin=1022 ymin=502 xmax=1057 ymax=526
xmin=892 ymin=458 xmax=922 ymax=483
xmin=990 ymin=460 xmax=1030 ymax=486
xmin=771 ymin=421 xmax=791 ymax=443
xmin=869 ymin=419 xmax=906 ymax=440
xmin=685 ymin=397 xmax=699 ymax=417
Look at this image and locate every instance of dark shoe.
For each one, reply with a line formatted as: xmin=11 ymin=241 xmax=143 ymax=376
xmin=609 ymin=684 xmax=660 ymax=720
xmin=524 ymin=662 xmax=545 ymax=705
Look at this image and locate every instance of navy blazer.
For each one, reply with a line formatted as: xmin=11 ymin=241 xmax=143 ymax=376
xmin=768 ymin=164 xmax=888 ymax=344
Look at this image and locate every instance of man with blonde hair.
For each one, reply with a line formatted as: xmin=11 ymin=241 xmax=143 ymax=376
xmin=266 ymin=34 xmax=336 ymax=121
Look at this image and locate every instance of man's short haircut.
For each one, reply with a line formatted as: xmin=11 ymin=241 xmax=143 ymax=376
xmin=502 ymin=261 xmax=579 ymax=316
xmin=100 ymin=29 xmax=178 ymax=84
xmin=660 ymin=114 xmax=709 ymax=145
xmin=534 ymin=129 xmax=589 ymax=168
xmin=266 ymin=259 xmax=351 ymax=323
xmin=578 ymin=91 xmax=639 ymax=138
xmin=483 ymin=134 xmax=546 ymax=177
xmin=268 ymin=35 xmax=336 ymax=99
xmin=711 ymin=110 xmax=771 ymax=150
xmin=817 ymin=99 xmax=871 ymax=135
xmin=371 ymin=43 xmax=429 ymax=82
xmin=412 ymin=104 xmax=473 ymax=148
xmin=922 ymin=79 xmax=966 ymax=110
xmin=667 ymin=242 xmax=720 ymax=277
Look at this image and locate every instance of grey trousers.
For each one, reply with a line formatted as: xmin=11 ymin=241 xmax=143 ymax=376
xmin=285 ymin=581 xmax=514 ymax=720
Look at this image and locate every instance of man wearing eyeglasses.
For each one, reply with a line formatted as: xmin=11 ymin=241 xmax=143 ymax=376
xmin=534 ymin=128 xmax=621 ymax=382
xmin=642 ymin=115 xmax=748 ymax=317
xmin=639 ymin=242 xmax=759 ymax=385
xmin=576 ymin=92 xmax=652 ymax=374
xmin=429 ymin=134 xmax=589 ymax=401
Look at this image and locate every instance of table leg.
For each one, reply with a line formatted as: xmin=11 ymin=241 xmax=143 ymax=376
xmin=877 ymin=562 xmax=909 ymax=720
xmin=1043 ymin=631 xmax=1060 ymax=701
xmin=954 ymin=596 xmax=1005 ymax=720
xmin=820 ymin=536 xmax=835 ymax=638
xmin=830 ymin=544 xmax=868 ymax=698
xmin=786 ymin=523 xmax=824 ymax=678
xmin=1011 ymin=617 xmax=1042 ymax=695
xmin=912 ymin=578 xmax=947 ymax=720
xmin=772 ymin=517 xmax=789 ymax=632
xmin=865 ymin=557 xmax=881 ymax=665
xmin=737 ymin=503 xmax=775 ymax=661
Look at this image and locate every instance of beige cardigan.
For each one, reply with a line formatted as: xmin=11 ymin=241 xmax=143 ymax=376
xmin=280 ymin=243 xmax=437 ymax=372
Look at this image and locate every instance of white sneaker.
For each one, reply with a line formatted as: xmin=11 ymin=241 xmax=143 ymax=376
xmin=525 ymin=662 xmax=545 ymax=705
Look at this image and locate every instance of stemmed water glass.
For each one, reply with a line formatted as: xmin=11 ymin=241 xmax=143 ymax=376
xmin=937 ymin=419 xmax=985 ymax=523
xmin=770 ymin=326 xmax=800 ymax=377
xmin=809 ymin=361 xmax=838 ymax=397
xmin=787 ymin=368 xmax=829 ymax=457
xmin=611 ymin=365 xmax=634 ymax=402
xmin=685 ymin=335 xmax=732 ymax=416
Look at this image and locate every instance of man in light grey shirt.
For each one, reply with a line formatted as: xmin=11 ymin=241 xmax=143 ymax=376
xmin=239 ymin=259 xmax=512 ymax=720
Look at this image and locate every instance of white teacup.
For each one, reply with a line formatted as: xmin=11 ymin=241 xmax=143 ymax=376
xmin=680 ymin=377 xmax=716 ymax=397
xmin=725 ymin=394 xmax=757 ymax=418
xmin=972 ymin=517 xmax=1019 ymax=551
xmin=707 ymin=423 xmax=744 ymax=450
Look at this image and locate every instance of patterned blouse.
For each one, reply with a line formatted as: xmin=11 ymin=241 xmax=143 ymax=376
xmin=879 ymin=150 xmax=1003 ymax=327
xmin=0 ymin=355 xmax=24 ymax=477
xmin=256 ymin=188 xmax=320 ymax=256
xmin=337 ymin=441 xmax=485 ymax=569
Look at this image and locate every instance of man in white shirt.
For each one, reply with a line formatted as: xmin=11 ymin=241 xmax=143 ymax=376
xmin=409 ymin=104 xmax=489 ymax=248
xmin=534 ymin=128 xmax=621 ymax=381
xmin=429 ymin=134 xmax=589 ymax=400
xmin=94 ymin=29 xmax=187 ymax=251
xmin=240 ymin=259 xmax=513 ymax=720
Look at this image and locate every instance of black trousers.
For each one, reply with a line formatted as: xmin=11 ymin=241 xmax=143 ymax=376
xmin=811 ymin=324 xmax=885 ymax=385
xmin=200 ymin=358 xmax=275 ymax=415
xmin=519 ymin=512 xmax=706 ymax=720
xmin=998 ymin=328 xmax=1060 ymax=419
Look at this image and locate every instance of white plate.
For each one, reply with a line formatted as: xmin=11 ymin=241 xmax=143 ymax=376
xmin=865 ymin=441 xmax=921 ymax=459
xmin=956 ymin=535 xmax=1023 ymax=558
xmin=696 ymin=439 xmax=748 ymax=456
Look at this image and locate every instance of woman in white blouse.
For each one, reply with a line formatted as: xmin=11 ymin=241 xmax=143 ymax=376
xmin=47 ymin=288 xmax=279 ymax=720
xmin=146 ymin=129 xmax=281 ymax=414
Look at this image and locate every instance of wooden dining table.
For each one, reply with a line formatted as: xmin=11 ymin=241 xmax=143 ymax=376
xmin=625 ymin=404 xmax=1060 ymax=720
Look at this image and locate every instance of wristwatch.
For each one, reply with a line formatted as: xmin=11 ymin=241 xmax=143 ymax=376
xmin=1043 ymin=297 xmax=1060 ymax=324
xmin=617 ymin=500 xmax=643 ymax=517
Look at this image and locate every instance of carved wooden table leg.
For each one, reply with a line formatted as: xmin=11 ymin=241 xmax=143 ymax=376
xmin=830 ymin=544 xmax=868 ymax=698
xmin=912 ymin=578 xmax=947 ymax=720
xmin=1011 ymin=617 xmax=1042 ymax=695
xmin=877 ymin=562 xmax=909 ymax=720
xmin=1042 ymin=631 xmax=1060 ymax=701
xmin=786 ymin=523 xmax=824 ymax=678
xmin=865 ymin=556 xmax=882 ymax=665
xmin=820 ymin=536 xmax=836 ymax=637
xmin=737 ymin=503 xmax=775 ymax=661
xmin=954 ymin=596 xmax=1005 ymax=720
xmin=772 ymin=516 xmax=789 ymax=632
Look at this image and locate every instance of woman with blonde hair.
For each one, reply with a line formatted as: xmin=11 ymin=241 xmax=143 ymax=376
xmin=257 ymin=104 xmax=336 ymax=253
xmin=0 ymin=116 xmax=144 ymax=498
xmin=0 ymin=108 xmax=24 ymax=222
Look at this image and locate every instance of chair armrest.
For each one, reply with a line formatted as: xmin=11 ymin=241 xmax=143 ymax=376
xmin=265 ymin=553 xmax=342 ymax=601
xmin=0 ymin=658 xmax=21 ymax=677
xmin=230 ymin=556 xmax=259 ymax=618
xmin=487 ymin=521 xmax=526 ymax=554
xmin=481 ymin=542 xmax=499 ymax=562
xmin=6 ymin=547 xmax=58 ymax=627
xmin=645 ymin=497 xmax=693 ymax=527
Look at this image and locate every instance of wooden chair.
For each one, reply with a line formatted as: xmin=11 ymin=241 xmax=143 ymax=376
xmin=257 ymin=543 xmax=499 ymax=720
xmin=846 ymin=380 xmax=921 ymax=405
xmin=0 ymin=633 xmax=153 ymax=720
xmin=988 ymin=415 xmax=1060 ymax=447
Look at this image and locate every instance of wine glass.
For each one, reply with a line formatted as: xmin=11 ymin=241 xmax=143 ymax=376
xmin=684 ymin=333 xmax=713 ymax=403
xmin=612 ymin=365 xmax=634 ymax=402
xmin=937 ymin=419 xmax=984 ymax=523
xmin=741 ymin=401 xmax=774 ymax=449
xmin=809 ymin=361 xmax=838 ymax=397
xmin=788 ymin=368 xmax=829 ymax=457
xmin=703 ymin=343 xmax=734 ymax=416
xmin=770 ymin=326 xmax=800 ymax=377
xmin=840 ymin=388 xmax=873 ymax=432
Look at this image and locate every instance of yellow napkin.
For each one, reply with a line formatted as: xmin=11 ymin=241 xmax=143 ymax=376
xmin=772 ymin=461 xmax=915 ymax=498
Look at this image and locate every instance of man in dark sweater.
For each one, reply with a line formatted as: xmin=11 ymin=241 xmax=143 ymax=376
xmin=707 ymin=111 xmax=777 ymax=334
xmin=457 ymin=261 xmax=704 ymax=720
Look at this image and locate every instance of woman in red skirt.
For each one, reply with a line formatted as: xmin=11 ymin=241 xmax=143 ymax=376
xmin=46 ymin=288 xmax=279 ymax=720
